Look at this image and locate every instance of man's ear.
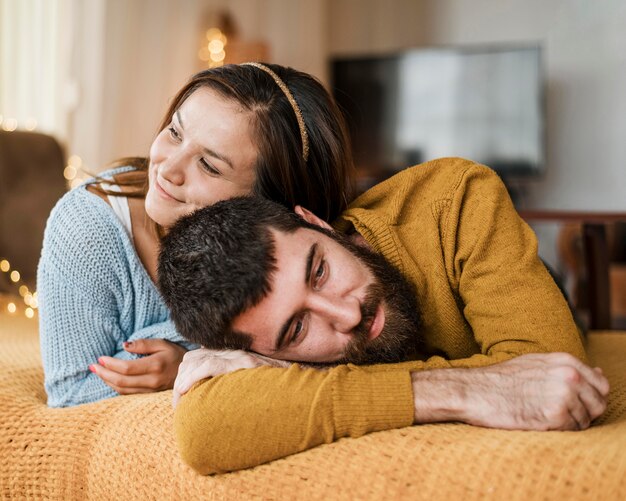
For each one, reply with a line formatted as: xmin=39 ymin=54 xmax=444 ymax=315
xmin=294 ymin=206 xmax=334 ymax=231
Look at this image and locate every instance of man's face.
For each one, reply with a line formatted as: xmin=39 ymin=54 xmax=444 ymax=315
xmin=231 ymin=225 xmax=422 ymax=364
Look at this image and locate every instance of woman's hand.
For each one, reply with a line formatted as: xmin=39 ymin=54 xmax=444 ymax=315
xmin=172 ymin=348 xmax=292 ymax=408
xmin=91 ymin=339 xmax=187 ymax=395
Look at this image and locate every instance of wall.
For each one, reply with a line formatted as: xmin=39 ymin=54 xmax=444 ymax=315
xmin=328 ymin=0 xmax=626 ymax=269
xmin=68 ymin=0 xmax=328 ymax=172
xmin=8 ymin=0 xmax=623 ymax=214
xmin=329 ymin=0 xmax=432 ymax=56
xmin=328 ymin=0 xmax=626 ymax=212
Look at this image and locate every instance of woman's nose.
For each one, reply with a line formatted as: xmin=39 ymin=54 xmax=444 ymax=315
xmin=159 ymin=152 xmax=185 ymax=186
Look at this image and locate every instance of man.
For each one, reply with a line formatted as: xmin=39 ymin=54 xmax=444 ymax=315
xmin=159 ymin=158 xmax=608 ymax=474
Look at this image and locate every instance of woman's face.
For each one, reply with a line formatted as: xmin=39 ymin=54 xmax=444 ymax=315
xmin=145 ymin=87 xmax=258 ymax=228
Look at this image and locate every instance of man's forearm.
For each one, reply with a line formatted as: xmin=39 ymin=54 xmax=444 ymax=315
xmin=411 ymin=352 xmax=609 ymax=431
xmin=411 ymin=369 xmax=467 ymax=423
xmin=175 ymin=352 xmax=609 ymax=475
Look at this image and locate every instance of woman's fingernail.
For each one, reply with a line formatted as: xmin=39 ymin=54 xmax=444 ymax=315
xmin=123 ymin=341 xmax=133 ymax=348
xmin=89 ymin=364 xmax=96 ymax=373
xmin=98 ymin=357 xmax=105 ymax=366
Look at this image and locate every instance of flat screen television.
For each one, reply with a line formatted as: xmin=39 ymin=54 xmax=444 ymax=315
xmin=331 ymin=45 xmax=544 ymax=187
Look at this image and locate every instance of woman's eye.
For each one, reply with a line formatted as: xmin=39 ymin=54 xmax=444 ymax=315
xmin=199 ymin=158 xmax=220 ymax=176
xmin=168 ymin=126 xmax=181 ymax=141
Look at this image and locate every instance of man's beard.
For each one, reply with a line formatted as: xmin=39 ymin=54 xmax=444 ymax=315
xmin=328 ymin=231 xmax=423 ymax=365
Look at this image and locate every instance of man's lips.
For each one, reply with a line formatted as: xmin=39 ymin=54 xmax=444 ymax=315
xmin=367 ymin=303 xmax=385 ymax=340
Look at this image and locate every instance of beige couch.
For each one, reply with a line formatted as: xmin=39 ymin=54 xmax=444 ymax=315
xmin=1 ymin=309 xmax=625 ymax=500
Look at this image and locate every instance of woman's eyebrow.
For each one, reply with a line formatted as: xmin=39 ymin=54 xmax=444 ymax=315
xmin=202 ymin=146 xmax=234 ymax=169
xmin=175 ymin=110 xmax=234 ymax=169
xmin=175 ymin=110 xmax=185 ymax=129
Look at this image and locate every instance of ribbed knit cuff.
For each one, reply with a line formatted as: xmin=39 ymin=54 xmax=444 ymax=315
xmin=332 ymin=369 xmax=414 ymax=439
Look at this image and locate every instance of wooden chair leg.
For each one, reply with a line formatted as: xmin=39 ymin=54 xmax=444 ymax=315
xmin=583 ymin=223 xmax=612 ymax=330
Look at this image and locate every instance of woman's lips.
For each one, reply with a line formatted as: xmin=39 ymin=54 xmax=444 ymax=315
xmin=155 ymin=178 xmax=181 ymax=202
xmin=367 ymin=303 xmax=385 ymax=340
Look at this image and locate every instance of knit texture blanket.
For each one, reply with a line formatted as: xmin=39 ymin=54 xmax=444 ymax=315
xmin=1 ymin=309 xmax=625 ymax=500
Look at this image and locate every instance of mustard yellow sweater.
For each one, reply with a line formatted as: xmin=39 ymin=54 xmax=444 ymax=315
xmin=175 ymin=158 xmax=586 ymax=474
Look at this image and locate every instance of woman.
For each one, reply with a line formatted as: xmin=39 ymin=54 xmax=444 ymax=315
xmin=38 ymin=63 xmax=355 ymax=407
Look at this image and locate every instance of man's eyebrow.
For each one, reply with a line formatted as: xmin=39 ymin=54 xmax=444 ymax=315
xmin=175 ymin=110 xmax=234 ymax=169
xmin=305 ymin=243 xmax=317 ymax=287
xmin=275 ymin=314 xmax=295 ymax=352
xmin=274 ymin=243 xmax=317 ymax=351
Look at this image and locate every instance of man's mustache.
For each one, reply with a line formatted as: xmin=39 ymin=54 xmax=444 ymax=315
xmin=352 ymin=285 xmax=381 ymax=342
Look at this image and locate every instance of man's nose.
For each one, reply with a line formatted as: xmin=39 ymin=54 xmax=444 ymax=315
xmin=310 ymin=293 xmax=361 ymax=334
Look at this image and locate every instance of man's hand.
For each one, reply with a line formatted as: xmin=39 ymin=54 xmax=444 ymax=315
xmin=172 ymin=348 xmax=292 ymax=408
xmin=411 ymin=352 xmax=610 ymax=431
xmin=91 ymin=339 xmax=187 ymax=395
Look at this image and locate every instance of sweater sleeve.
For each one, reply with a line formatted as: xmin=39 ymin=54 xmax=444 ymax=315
xmin=445 ymin=164 xmax=587 ymax=362
xmin=124 ymin=320 xmax=190 ymax=344
xmin=174 ymin=363 xmax=414 ymax=475
xmin=174 ymin=347 xmax=529 ymax=475
xmin=37 ymin=190 xmax=187 ymax=407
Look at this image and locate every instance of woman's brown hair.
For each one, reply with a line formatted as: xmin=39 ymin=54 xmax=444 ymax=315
xmin=104 ymin=63 xmax=355 ymax=223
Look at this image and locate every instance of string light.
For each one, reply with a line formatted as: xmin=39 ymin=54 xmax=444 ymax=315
xmin=200 ymin=28 xmax=227 ymax=68
xmin=63 ymin=165 xmax=77 ymax=180
xmin=1 ymin=117 xmax=18 ymax=132
xmin=1 ymin=256 xmax=38 ymax=319
xmin=63 ymin=154 xmax=89 ymax=189
xmin=25 ymin=118 xmax=38 ymax=131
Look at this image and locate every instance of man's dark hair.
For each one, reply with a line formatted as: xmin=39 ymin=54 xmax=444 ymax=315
xmin=158 ymin=196 xmax=320 ymax=349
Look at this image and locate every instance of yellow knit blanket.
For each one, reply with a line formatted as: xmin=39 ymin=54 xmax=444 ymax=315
xmin=1 ymin=311 xmax=625 ymax=500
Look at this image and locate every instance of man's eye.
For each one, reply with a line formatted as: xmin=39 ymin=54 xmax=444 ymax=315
xmin=313 ymin=260 xmax=326 ymax=288
xmin=291 ymin=319 xmax=304 ymax=343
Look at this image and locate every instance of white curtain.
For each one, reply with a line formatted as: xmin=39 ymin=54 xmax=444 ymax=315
xmin=1 ymin=0 xmax=327 ymax=172
xmin=0 ymin=0 xmax=71 ymax=138
xmin=0 ymin=0 xmax=107 ymax=172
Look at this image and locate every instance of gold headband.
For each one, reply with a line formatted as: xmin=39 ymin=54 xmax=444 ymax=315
xmin=242 ymin=62 xmax=309 ymax=162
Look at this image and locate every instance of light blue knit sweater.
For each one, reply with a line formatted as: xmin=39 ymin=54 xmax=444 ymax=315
xmin=37 ymin=167 xmax=195 ymax=407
